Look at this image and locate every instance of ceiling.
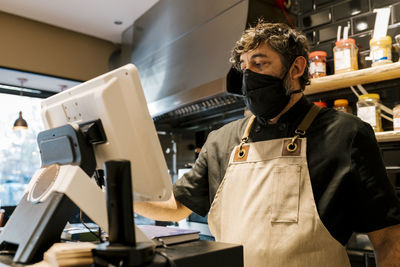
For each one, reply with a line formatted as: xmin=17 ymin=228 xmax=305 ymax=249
xmin=0 ymin=0 xmax=159 ymax=43
xmin=0 ymin=0 xmax=159 ymax=95
xmin=0 ymin=67 xmax=81 ymax=95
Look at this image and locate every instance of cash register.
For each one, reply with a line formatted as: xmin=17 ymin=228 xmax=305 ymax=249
xmin=0 ymin=64 xmax=243 ymax=266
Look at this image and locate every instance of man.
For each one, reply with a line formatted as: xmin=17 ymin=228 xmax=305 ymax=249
xmin=135 ymin=22 xmax=400 ymax=266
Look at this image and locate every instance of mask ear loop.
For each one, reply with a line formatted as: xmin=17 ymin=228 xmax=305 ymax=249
xmin=283 ymin=56 xmax=306 ymax=96
xmin=289 ymin=88 xmax=304 ymax=95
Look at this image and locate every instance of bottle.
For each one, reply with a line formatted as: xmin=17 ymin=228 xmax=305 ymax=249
xmin=333 ymin=38 xmax=359 ymax=74
xmin=309 ymin=51 xmax=327 ymax=78
xmin=395 ymin=34 xmax=400 ymax=62
xmin=393 ymin=103 xmax=400 ymax=131
xmin=333 ymin=99 xmax=352 ymax=114
xmin=370 ymin=35 xmax=392 ymax=67
xmin=357 ymin=94 xmax=382 ymax=132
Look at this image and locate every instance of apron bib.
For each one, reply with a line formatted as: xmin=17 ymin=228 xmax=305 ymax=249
xmin=208 ymin=105 xmax=350 ymax=267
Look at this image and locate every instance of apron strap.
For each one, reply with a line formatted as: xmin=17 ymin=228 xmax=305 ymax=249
xmin=295 ymin=104 xmax=322 ymax=135
xmin=241 ymin=115 xmax=256 ymax=142
xmin=287 ymin=104 xmax=321 ymax=152
xmin=241 ymin=104 xmax=321 ymax=141
xmin=238 ymin=104 xmax=322 ymax=156
xmin=237 ymin=115 xmax=256 ymax=159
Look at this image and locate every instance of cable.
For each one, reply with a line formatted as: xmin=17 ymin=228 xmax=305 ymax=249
xmin=155 ymin=251 xmax=177 ymax=267
xmin=79 ymin=210 xmax=103 ymax=242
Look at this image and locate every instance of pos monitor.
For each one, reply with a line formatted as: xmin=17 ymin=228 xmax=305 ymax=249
xmin=0 ymin=64 xmax=172 ymax=263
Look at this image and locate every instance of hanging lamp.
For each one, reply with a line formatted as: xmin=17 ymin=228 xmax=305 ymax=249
xmin=13 ymin=78 xmax=28 ymax=130
xmin=13 ymin=111 xmax=28 ymax=130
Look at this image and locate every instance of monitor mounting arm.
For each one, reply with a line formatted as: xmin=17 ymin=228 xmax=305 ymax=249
xmin=0 ymin=120 xmax=150 ymax=264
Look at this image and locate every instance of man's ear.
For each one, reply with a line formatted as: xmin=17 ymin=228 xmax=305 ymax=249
xmin=289 ymin=56 xmax=307 ymax=81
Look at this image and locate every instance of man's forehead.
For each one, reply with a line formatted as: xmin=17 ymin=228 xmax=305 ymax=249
xmin=240 ymin=44 xmax=275 ymax=60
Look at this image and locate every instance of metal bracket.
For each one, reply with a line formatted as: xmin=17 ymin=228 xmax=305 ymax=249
xmin=350 ymin=84 xmax=393 ymax=122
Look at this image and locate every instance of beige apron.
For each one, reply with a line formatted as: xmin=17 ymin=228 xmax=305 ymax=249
xmin=208 ymin=105 xmax=350 ymax=267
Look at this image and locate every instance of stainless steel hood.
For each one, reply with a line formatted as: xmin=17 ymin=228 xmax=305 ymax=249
xmin=115 ymin=0 xmax=294 ymax=130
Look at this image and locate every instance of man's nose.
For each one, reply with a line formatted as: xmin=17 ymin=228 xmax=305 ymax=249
xmin=242 ymin=66 xmax=252 ymax=73
xmin=243 ymin=67 xmax=257 ymax=74
xmin=243 ymin=64 xmax=256 ymax=72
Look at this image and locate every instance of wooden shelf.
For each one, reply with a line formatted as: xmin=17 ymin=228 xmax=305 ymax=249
xmin=303 ymin=63 xmax=400 ymax=142
xmin=375 ymin=131 xmax=400 ymax=142
xmin=305 ymin=61 xmax=400 ymax=95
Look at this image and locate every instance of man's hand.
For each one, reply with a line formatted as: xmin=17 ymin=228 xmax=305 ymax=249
xmin=134 ymin=193 xmax=192 ymax=222
xmin=368 ymin=224 xmax=400 ymax=266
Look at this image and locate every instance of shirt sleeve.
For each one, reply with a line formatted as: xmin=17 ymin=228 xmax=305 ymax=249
xmin=173 ymin=141 xmax=211 ymax=217
xmin=351 ymin=122 xmax=400 ymax=233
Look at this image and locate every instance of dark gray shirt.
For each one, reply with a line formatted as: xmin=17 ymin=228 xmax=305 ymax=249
xmin=173 ymin=96 xmax=400 ymax=245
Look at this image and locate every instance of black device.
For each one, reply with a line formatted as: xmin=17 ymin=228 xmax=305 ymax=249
xmin=92 ymin=160 xmax=155 ymax=266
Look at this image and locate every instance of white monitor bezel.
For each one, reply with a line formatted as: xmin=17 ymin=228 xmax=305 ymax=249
xmin=40 ymin=64 xmax=172 ymax=202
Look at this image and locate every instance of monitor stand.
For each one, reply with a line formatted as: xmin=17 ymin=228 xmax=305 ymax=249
xmin=0 ymin=163 xmax=151 ymax=264
xmin=0 ymin=164 xmax=108 ymax=263
xmin=92 ymin=160 xmax=155 ymax=266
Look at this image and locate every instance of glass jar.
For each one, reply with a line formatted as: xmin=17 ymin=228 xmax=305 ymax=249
xmin=333 ymin=38 xmax=359 ymax=74
xmin=370 ymin=35 xmax=392 ymax=67
xmin=395 ymin=34 xmax=400 ymax=62
xmin=333 ymin=99 xmax=352 ymax=114
xmin=309 ymin=51 xmax=327 ymax=78
xmin=393 ymin=103 xmax=400 ymax=131
xmin=357 ymin=94 xmax=382 ymax=132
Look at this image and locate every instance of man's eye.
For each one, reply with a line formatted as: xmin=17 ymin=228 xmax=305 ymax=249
xmin=254 ymin=62 xmax=265 ymax=67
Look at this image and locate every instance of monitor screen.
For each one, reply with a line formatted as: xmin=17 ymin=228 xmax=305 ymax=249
xmin=40 ymin=64 xmax=172 ymax=202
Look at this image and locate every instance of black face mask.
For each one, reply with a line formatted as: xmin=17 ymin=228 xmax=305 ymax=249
xmin=241 ymin=69 xmax=290 ymax=121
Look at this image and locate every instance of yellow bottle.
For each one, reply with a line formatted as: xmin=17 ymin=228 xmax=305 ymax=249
xmin=357 ymin=94 xmax=382 ymax=132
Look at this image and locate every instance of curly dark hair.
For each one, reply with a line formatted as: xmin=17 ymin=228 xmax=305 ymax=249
xmin=230 ymin=21 xmax=310 ymax=89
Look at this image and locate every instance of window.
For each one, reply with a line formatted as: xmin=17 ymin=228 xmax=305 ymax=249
xmin=0 ymin=93 xmax=43 ymax=206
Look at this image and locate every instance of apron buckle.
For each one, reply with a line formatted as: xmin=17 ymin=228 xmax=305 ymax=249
xmin=238 ymin=137 xmax=249 ymax=158
xmin=238 ymin=149 xmax=246 ymax=158
xmin=287 ymin=142 xmax=298 ymax=152
xmin=287 ymin=135 xmax=300 ymax=152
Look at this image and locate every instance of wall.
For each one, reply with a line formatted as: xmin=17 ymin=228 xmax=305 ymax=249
xmin=296 ymin=0 xmax=400 ymax=131
xmin=0 ymin=11 xmax=118 ymax=81
xmin=298 ymin=3 xmax=400 ymax=264
xmin=297 ymin=0 xmax=400 ymax=74
xmin=297 ymin=0 xmax=400 ymax=187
